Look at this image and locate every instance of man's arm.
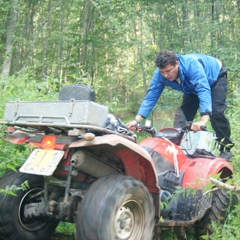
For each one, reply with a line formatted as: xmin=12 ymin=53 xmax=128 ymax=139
xmin=127 ymin=69 xmax=165 ymax=128
xmin=187 ymin=60 xmax=212 ymax=116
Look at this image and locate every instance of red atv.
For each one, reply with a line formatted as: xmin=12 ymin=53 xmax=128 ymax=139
xmin=0 ymin=84 xmax=235 ymax=240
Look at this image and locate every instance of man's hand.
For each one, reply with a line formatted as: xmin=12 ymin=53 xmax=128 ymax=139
xmin=126 ymin=119 xmax=138 ymax=128
xmin=126 ymin=115 xmax=144 ymax=129
xmin=191 ymin=115 xmax=209 ymax=132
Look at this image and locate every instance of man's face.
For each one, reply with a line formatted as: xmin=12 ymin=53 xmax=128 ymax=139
xmin=159 ymin=61 xmax=179 ymax=81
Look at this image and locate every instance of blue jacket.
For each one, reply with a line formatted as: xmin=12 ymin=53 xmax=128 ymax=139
xmin=138 ymin=53 xmax=222 ymax=118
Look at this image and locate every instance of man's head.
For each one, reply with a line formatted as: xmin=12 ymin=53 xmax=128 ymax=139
xmin=155 ymin=50 xmax=179 ymax=81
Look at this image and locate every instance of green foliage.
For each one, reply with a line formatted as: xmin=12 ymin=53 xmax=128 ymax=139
xmin=0 ymin=180 xmax=29 ymax=196
xmin=0 ymin=141 xmax=30 ymax=177
xmin=1 ymin=1 xmax=240 ymax=239
xmin=55 ymin=222 xmax=75 ymax=236
xmin=0 ymin=74 xmax=60 ymax=176
xmin=201 ymin=202 xmax=240 ymax=240
xmin=204 ymin=86 xmax=240 ymax=240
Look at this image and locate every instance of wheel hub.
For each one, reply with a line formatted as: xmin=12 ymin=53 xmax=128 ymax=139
xmin=115 ymin=205 xmax=134 ymax=239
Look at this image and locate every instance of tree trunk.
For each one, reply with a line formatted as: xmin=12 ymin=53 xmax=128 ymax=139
xmin=41 ymin=0 xmax=52 ymax=81
xmin=137 ymin=4 xmax=147 ymax=94
xmin=2 ymin=0 xmax=19 ymax=78
xmin=81 ymin=0 xmax=90 ymax=66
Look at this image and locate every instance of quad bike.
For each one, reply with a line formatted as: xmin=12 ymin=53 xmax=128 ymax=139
xmin=0 ymin=84 xmax=236 ymax=240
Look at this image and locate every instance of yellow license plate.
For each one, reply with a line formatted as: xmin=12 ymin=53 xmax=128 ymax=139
xmin=20 ymin=149 xmax=64 ymax=176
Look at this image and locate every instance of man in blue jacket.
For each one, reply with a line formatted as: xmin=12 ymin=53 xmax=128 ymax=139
xmin=127 ymin=50 xmax=234 ymax=160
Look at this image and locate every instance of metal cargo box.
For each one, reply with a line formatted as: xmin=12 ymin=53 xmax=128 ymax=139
xmin=3 ymin=100 xmax=108 ymax=127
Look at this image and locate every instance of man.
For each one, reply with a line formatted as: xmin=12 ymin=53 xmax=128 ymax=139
xmin=127 ymin=50 xmax=234 ymax=160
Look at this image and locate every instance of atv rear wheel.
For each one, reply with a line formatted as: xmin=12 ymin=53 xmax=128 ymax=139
xmin=76 ymin=174 xmax=155 ymax=240
xmin=0 ymin=171 xmax=58 ymax=240
xmin=197 ymin=189 xmax=234 ymax=238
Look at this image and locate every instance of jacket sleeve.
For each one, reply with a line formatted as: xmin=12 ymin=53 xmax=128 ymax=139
xmin=137 ymin=69 xmax=165 ymax=118
xmin=187 ymin=60 xmax=212 ymax=115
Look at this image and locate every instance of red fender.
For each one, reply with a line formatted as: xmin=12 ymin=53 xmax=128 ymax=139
xmin=180 ymin=157 xmax=233 ymax=188
xmin=139 ymin=138 xmax=187 ymax=169
xmin=69 ymin=134 xmax=160 ymax=194
xmin=139 ymin=137 xmax=233 ymax=189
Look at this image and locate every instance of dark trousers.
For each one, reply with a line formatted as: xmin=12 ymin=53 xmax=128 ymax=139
xmin=179 ymin=68 xmax=234 ymax=152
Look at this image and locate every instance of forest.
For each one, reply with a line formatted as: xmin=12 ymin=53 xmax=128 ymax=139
xmin=0 ymin=0 xmax=240 ymax=239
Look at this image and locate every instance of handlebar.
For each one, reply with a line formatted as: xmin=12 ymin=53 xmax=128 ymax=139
xmin=133 ymin=121 xmax=208 ymax=145
xmin=134 ymin=125 xmax=157 ymax=136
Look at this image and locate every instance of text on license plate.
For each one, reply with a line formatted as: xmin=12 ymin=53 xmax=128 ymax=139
xmin=20 ymin=149 xmax=64 ymax=176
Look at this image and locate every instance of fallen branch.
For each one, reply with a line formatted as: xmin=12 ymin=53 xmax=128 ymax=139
xmin=210 ymin=177 xmax=240 ymax=193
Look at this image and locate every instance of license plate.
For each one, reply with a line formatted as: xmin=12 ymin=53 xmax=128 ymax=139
xmin=20 ymin=149 xmax=64 ymax=176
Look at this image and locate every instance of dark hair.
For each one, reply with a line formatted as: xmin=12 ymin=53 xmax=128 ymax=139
xmin=155 ymin=50 xmax=178 ymax=68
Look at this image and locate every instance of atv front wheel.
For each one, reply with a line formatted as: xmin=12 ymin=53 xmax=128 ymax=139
xmin=197 ymin=189 xmax=235 ymax=237
xmin=0 ymin=171 xmax=58 ymax=240
xmin=76 ymin=174 xmax=155 ymax=240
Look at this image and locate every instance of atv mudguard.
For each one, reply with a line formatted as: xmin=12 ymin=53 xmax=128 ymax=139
xmin=69 ymin=134 xmax=159 ymax=194
xmin=139 ymin=137 xmax=233 ymax=189
xmin=181 ymin=157 xmax=233 ymax=188
xmin=139 ymin=138 xmax=187 ymax=169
